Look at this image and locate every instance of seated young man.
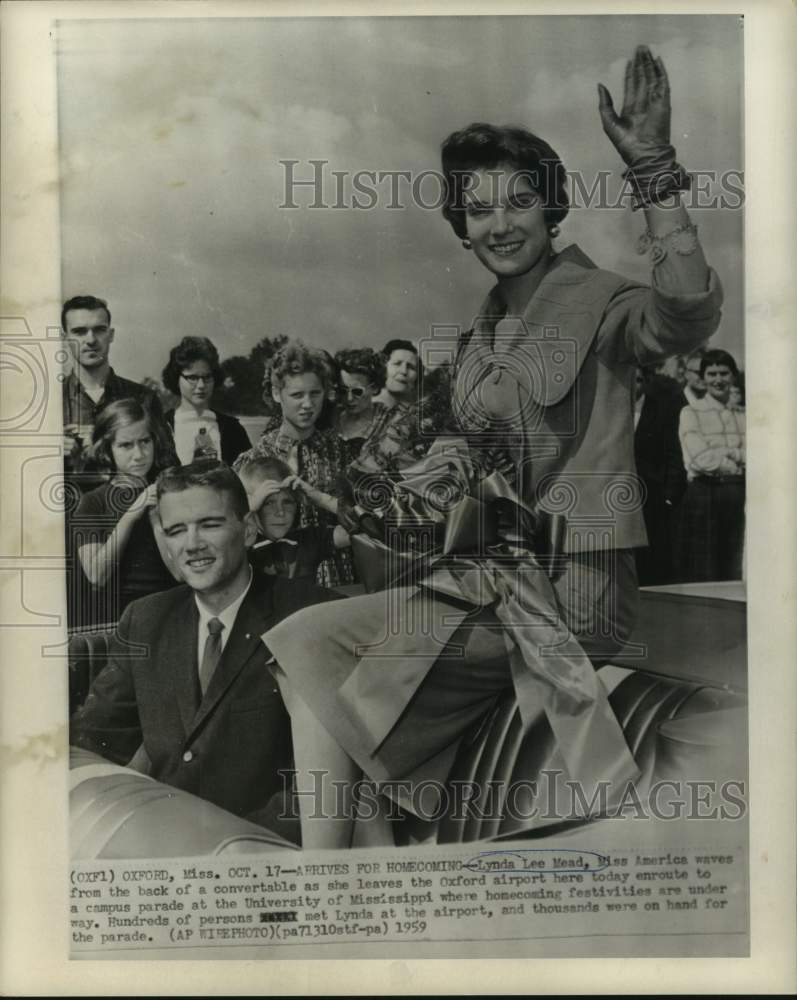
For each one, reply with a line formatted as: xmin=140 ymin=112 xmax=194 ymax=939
xmin=70 ymin=461 xmax=337 ymax=827
xmin=237 ymin=454 xmax=350 ymax=582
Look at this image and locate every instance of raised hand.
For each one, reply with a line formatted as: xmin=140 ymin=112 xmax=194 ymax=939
xmin=281 ymin=474 xmax=310 ymax=494
xmin=598 ymin=45 xmax=671 ymax=164
xmin=246 ymin=478 xmax=285 ymax=513
xmin=129 ymin=483 xmax=158 ymax=518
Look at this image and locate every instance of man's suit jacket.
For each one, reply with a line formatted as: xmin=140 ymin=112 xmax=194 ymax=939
xmin=634 ymin=381 xmax=687 ymax=507
xmin=70 ymin=574 xmax=337 ymax=822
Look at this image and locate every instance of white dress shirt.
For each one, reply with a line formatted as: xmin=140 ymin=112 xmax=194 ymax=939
xmin=194 ymin=568 xmax=253 ymax=676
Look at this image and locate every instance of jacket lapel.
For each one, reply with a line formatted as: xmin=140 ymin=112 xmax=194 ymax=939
xmin=187 ymin=579 xmax=275 ymax=737
xmin=168 ymin=592 xmax=201 ymax=735
xmin=473 ymin=244 xmax=627 ymax=409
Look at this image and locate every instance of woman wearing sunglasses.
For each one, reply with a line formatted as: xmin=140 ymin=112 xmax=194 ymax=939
xmin=332 ymin=347 xmax=392 ymax=463
xmin=162 ymin=336 xmax=251 ymax=466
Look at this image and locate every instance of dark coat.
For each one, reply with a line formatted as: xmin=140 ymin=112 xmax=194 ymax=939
xmin=634 ymin=382 xmax=687 ymax=507
xmin=70 ymin=574 xmax=337 ymax=822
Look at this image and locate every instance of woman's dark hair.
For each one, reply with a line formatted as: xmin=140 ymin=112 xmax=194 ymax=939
xmin=381 ymin=339 xmax=423 ymax=397
xmin=440 ymin=123 xmax=569 ymax=239
xmin=335 ymin=347 xmax=386 ymax=390
xmin=700 ymin=348 xmax=739 ymax=378
xmin=90 ymin=398 xmax=177 ymax=476
xmin=162 ymin=336 xmax=224 ymax=396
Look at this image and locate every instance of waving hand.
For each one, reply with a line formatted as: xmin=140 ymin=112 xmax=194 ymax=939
xmin=598 ymin=45 xmax=672 ymax=164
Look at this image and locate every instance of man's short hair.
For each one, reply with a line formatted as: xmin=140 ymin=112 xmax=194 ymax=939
xmin=700 ymin=348 xmax=739 ymax=378
xmin=156 ymin=461 xmax=249 ymax=520
xmin=62 ymin=295 xmax=111 ymax=331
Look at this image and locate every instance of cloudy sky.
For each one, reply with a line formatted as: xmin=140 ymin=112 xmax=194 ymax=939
xmin=57 ymin=14 xmax=744 ymax=382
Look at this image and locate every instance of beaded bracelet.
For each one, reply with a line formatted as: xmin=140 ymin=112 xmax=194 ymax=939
xmin=636 ymin=221 xmax=699 ymax=263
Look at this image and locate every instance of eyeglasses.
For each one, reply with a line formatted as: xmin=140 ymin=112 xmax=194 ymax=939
xmin=340 ymin=386 xmax=367 ymax=399
xmin=181 ymin=373 xmax=215 ymax=385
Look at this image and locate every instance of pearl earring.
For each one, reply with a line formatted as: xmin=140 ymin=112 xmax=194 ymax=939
xmin=462 ymin=238 xmax=472 ymax=250
xmin=548 ymin=224 xmax=561 ymax=239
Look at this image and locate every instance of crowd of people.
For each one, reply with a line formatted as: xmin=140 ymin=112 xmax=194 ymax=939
xmin=62 ymin=292 xmax=433 ymax=621
xmin=62 ymin=290 xmax=745 ymax=629
xmin=635 ymin=346 xmax=746 ymax=585
xmin=68 ymin=46 xmax=745 ymax=848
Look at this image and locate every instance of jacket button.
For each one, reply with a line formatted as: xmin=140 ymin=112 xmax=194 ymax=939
xmin=182 ymin=750 xmax=194 ymax=763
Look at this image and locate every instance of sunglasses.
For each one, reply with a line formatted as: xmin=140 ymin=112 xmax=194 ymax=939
xmin=340 ymin=386 xmax=368 ymax=399
xmin=181 ymin=373 xmax=215 ymax=385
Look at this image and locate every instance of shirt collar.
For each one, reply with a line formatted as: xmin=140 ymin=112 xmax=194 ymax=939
xmin=694 ymin=392 xmax=726 ymax=411
xmin=68 ymin=365 xmax=115 ymax=390
xmin=194 ymin=566 xmax=253 ymax=636
xmin=174 ymin=406 xmax=218 ymax=424
xmin=478 ymin=244 xmax=596 ymax=325
xmin=253 ymin=536 xmax=298 ymax=549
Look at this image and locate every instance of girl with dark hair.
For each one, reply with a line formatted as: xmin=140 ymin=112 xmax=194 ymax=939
xmin=265 ymin=47 xmax=725 ymax=848
xmin=162 ymin=336 xmax=251 ymax=466
xmin=74 ymin=399 xmax=179 ymax=623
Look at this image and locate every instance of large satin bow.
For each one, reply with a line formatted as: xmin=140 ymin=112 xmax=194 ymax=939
xmin=341 ymin=437 xmax=639 ymax=793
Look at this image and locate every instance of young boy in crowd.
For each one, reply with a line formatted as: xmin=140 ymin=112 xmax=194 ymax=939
xmin=237 ymin=455 xmax=350 ymax=582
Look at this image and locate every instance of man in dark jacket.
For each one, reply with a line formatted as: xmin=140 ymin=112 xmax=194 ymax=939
xmin=61 ymin=294 xmax=164 ymax=474
xmin=70 ymin=461 xmax=336 ymax=826
xmin=634 ymin=367 xmax=688 ymax=585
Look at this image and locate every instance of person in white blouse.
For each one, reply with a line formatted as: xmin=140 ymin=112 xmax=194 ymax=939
xmin=677 ymin=348 xmax=745 ymax=581
xmin=162 ymin=336 xmax=251 ymax=467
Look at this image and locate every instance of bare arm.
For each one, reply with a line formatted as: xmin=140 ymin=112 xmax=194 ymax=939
xmin=283 ymin=475 xmax=339 ymax=516
xmin=78 ymin=485 xmax=154 ymax=586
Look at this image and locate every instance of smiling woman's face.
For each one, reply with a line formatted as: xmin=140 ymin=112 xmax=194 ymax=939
xmin=464 ymin=164 xmax=550 ymax=280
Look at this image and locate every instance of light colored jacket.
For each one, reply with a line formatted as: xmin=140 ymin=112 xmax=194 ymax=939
xmin=452 ymin=244 xmax=724 ymax=552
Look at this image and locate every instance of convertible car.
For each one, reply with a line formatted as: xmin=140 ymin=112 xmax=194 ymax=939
xmin=69 ymin=582 xmax=746 ymax=858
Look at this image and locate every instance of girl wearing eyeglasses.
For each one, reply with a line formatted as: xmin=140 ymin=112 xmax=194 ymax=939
xmin=162 ymin=336 xmax=251 ymax=466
